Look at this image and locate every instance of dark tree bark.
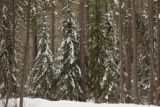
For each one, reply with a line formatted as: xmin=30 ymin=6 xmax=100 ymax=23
xmin=131 ymin=0 xmax=139 ymax=104
xmin=148 ymin=0 xmax=155 ymax=105
xmin=51 ymin=0 xmax=55 ymax=58
xmin=156 ymin=0 xmax=160 ymax=105
xmin=5 ymin=0 xmax=15 ymax=106
xmin=125 ymin=0 xmax=132 ymax=103
xmin=79 ymin=0 xmax=87 ymax=101
xmin=119 ymin=0 xmax=125 ymax=103
xmin=19 ymin=0 xmax=31 ymax=106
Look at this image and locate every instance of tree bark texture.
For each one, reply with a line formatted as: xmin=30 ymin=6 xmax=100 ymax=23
xmin=132 ymin=0 xmax=139 ymax=104
xmin=148 ymin=0 xmax=155 ymax=105
xmin=51 ymin=1 xmax=55 ymax=58
xmin=156 ymin=0 xmax=160 ymax=105
xmin=79 ymin=0 xmax=87 ymax=101
xmin=119 ymin=0 xmax=125 ymax=103
xmin=19 ymin=0 xmax=31 ymax=106
xmin=125 ymin=0 xmax=132 ymax=103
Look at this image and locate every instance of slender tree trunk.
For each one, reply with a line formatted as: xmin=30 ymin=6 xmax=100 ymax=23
xmin=125 ymin=0 xmax=132 ymax=103
xmin=79 ymin=0 xmax=87 ymax=101
xmin=51 ymin=1 xmax=57 ymax=100
xmin=119 ymin=0 xmax=125 ymax=103
xmin=5 ymin=0 xmax=15 ymax=106
xmin=157 ymin=0 xmax=160 ymax=102
xmin=33 ymin=2 xmax=38 ymax=60
xmin=12 ymin=0 xmax=16 ymax=75
xmin=132 ymin=0 xmax=139 ymax=104
xmin=149 ymin=0 xmax=155 ymax=105
xmin=156 ymin=0 xmax=160 ymax=105
xmin=19 ymin=0 xmax=31 ymax=106
xmin=51 ymin=1 xmax=55 ymax=57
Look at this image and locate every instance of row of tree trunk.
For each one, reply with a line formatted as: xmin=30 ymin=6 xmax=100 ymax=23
xmin=18 ymin=0 xmax=87 ymax=106
xmin=5 ymin=0 xmax=16 ymax=106
xmin=1 ymin=0 xmax=160 ymax=106
xmin=119 ymin=0 xmax=160 ymax=105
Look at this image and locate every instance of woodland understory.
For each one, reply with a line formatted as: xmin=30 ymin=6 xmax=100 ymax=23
xmin=0 ymin=0 xmax=160 ymax=107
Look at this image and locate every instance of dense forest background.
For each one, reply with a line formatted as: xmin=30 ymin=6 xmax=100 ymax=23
xmin=0 ymin=0 xmax=160 ymax=107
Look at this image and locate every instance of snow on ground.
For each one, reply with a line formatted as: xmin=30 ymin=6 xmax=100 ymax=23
xmin=0 ymin=98 xmax=158 ymax=107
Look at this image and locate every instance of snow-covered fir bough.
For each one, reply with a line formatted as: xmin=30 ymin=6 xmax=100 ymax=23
xmin=56 ymin=0 xmax=83 ymax=101
xmin=30 ymin=1 xmax=56 ymax=100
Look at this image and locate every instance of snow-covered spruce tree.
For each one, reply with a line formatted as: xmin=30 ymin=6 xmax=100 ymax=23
xmin=98 ymin=11 xmax=120 ymax=103
xmin=56 ymin=0 xmax=83 ymax=101
xmin=31 ymin=3 xmax=56 ymax=100
xmin=0 ymin=0 xmax=18 ymax=99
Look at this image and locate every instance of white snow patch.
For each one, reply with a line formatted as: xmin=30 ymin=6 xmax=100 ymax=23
xmin=114 ymin=0 xmax=119 ymax=5
xmin=54 ymin=11 xmax=58 ymax=15
xmin=0 ymin=98 xmax=158 ymax=107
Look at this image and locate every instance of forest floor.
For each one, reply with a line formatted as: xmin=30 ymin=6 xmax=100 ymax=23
xmin=0 ymin=98 xmax=158 ymax=107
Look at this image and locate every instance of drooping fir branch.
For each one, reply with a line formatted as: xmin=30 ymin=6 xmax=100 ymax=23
xmin=30 ymin=3 xmax=56 ymax=100
xmin=56 ymin=0 xmax=83 ymax=101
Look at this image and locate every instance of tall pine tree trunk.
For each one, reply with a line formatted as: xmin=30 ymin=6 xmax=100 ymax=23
xmin=125 ymin=0 xmax=132 ymax=103
xmin=51 ymin=1 xmax=55 ymax=57
xmin=119 ymin=0 xmax=125 ymax=103
xmin=132 ymin=0 xmax=139 ymax=104
xmin=79 ymin=0 xmax=87 ymax=101
xmin=51 ymin=1 xmax=57 ymax=99
xmin=149 ymin=0 xmax=155 ymax=105
xmin=19 ymin=0 xmax=31 ymax=106
xmin=156 ymin=0 xmax=160 ymax=105
xmin=5 ymin=0 xmax=15 ymax=106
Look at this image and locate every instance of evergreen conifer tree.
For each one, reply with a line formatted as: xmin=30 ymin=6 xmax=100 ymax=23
xmin=99 ymin=12 xmax=120 ymax=103
xmin=56 ymin=0 xmax=83 ymax=101
xmin=31 ymin=3 xmax=56 ymax=100
xmin=0 ymin=0 xmax=18 ymax=98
